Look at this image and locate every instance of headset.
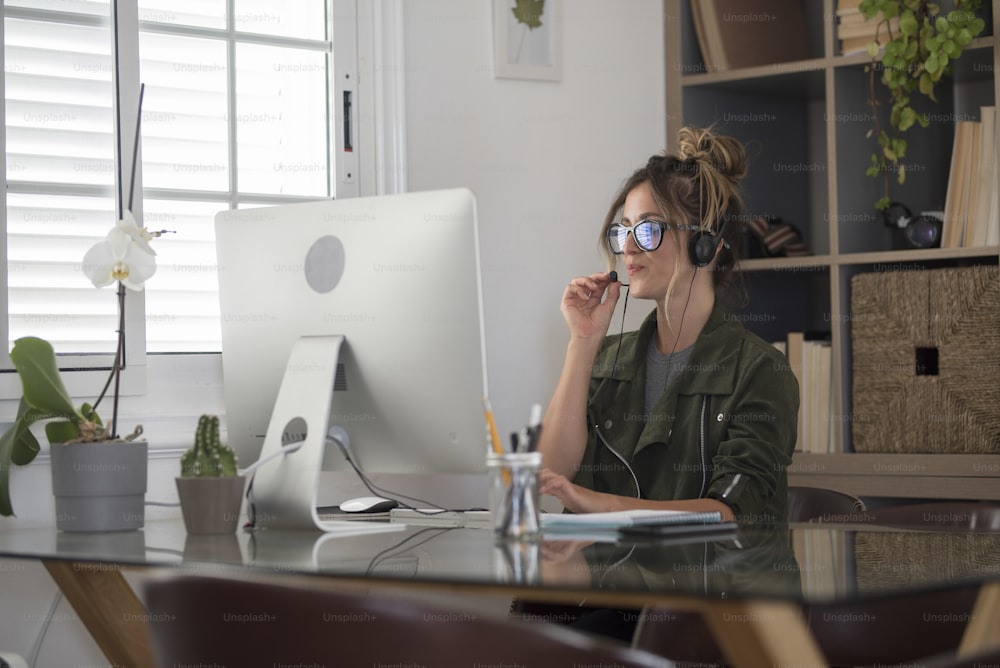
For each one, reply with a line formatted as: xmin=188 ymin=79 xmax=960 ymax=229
xmin=689 ymin=211 xmax=732 ymax=268
xmin=882 ymin=201 xmax=943 ymax=248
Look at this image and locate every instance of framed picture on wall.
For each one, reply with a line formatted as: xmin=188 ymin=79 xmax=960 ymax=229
xmin=493 ymin=0 xmax=561 ymax=81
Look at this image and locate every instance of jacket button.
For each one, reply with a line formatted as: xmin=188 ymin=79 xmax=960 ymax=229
xmin=603 ymin=419 xmax=613 ymax=430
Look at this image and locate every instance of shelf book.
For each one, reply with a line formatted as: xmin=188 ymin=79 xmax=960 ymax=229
xmin=942 ymin=109 xmax=998 ymax=249
xmin=969 ymin=106 xmax=999 ymax=248
xmin=786 ymin=332 xmax=833 ymax=454
xmin=836 ymin=1 xmax=899 ymax=56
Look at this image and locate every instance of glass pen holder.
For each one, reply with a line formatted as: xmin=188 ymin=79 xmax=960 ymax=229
xmin=486 ymin=451 xmax=542 ymax=541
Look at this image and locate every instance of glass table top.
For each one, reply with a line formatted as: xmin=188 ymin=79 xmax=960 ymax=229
xmin=2 ymin=517 xmax=999 ymax=605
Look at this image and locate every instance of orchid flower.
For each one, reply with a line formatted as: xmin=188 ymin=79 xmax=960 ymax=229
xmin=82 ymin=211 xmax=159 ymax=291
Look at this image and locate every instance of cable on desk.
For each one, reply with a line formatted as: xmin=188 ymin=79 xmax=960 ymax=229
xmin=337 ymin=444 xmax=486 ymax=516
xmin=240 ymin=428 xmax=487 ymax=531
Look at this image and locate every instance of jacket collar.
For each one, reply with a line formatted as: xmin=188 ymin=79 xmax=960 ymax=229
xmin=595 ymin=300 xmax=742 ymax=396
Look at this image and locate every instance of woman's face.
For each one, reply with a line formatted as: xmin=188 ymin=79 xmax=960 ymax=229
xmin=618 ymin=180 xmax=690 ymax=301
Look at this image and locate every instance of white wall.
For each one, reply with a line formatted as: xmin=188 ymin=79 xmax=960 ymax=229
xmin=402 ymin=0 xmax=666 ymax=434
xmin=0 ymin=1 xmax=666 ymax=663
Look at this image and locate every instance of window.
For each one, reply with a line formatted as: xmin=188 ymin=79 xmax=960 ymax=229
xmin=2 ymin=0 xmax=360 ymax=396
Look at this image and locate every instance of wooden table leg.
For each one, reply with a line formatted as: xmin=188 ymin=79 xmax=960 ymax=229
xmin=42 ymin=560 xmax=157 ymax=668
xmin=700 ymin=599 xmax=828 ymax=668
xmin=958 ymin=580 xmax=1000 ymax=657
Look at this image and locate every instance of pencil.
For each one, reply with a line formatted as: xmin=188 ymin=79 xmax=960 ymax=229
xmin=482 ymin=397 xmax=505 ymax=456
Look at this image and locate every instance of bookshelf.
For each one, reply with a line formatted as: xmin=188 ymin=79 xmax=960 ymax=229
xmin=663 ymin=0 xmax=1000 ymax=500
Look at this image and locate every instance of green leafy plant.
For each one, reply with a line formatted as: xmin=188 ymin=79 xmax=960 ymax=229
xmin=180 ymin=415 xmax=238 ymax=478
xmin=860 ymin=0 xmax=986 ymax=210
xmin=0 ymin=337 xmax=145 ymax=517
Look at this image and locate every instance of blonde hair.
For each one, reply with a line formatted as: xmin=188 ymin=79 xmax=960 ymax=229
xmin=599 ymin=126 xmax=748 ymax=303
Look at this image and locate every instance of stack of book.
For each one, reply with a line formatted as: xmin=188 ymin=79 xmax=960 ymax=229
xmin=837 ymin=0 xmax=898 ymax=55
xmin=941 ymin=106 xmax=999 ymax=248
xmin=786 ymin=331 xmax=834 ymax=454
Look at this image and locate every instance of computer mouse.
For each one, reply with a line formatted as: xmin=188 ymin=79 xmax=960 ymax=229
xmin=338 ymin=496 xmax=400 ymax=513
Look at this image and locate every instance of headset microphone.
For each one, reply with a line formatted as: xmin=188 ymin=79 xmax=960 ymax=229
xmin=609 ymin=270 xmax=628 ymax=287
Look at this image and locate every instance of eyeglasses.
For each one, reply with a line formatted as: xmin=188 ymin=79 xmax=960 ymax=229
xmin=606 ymin=219 xmax=700 ymax=254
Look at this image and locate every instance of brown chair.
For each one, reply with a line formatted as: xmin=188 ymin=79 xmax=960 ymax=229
xmin=632 ymin=500 xmax=1000 ymax=667
xmin=923 ymin=644 xmax=1000 ymax=668
xmin=142 ymin=573 xmax=673 ymax=668
xmin=787 ymin=485 xmax=865 ymax=522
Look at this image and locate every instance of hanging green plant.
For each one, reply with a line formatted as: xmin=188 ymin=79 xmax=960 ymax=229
xmin=860 ymin=0 xmax=986 ymax=210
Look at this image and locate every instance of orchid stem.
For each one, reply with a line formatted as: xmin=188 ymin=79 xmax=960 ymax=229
xmin=128 ymin=83 xmax=144 ymax=213
xmin=109 ymin=281 xmax=125 ymax=439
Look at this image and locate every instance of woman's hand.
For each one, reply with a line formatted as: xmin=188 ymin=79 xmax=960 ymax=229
xmin=539 ymin=468 xmax=614 ymax=514
xmin=560 ymin=272 xmax=621 ymax=342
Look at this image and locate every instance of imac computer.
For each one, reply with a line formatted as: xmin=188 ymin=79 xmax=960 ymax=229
xmin=214 ymin=188 xmax=490 ymax=531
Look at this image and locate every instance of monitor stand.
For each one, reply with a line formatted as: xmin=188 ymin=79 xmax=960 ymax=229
xmin=247 ymin=335 xmax=403 ymax=535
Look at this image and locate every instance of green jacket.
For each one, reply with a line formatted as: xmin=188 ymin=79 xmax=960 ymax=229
xmin=573 ymin=301 xmax=798 ymax=523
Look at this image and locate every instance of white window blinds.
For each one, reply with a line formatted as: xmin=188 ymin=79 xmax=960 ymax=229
xmin=4 ymin=0 xmax=337 ymax=359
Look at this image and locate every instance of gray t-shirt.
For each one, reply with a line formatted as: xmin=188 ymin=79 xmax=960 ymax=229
xmin=644 ymin=336 xmax=695 ymax=418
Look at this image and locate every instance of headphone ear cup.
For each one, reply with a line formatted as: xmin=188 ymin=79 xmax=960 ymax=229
xmin=689 ymin=230 xmax=717 ymax=267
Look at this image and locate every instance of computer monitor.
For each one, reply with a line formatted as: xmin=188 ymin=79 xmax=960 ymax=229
xmin=214 ymin=188 xmax=490 ymax=529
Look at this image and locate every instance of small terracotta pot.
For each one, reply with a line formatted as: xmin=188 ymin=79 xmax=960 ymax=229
xmin=175 ymin=476 xmax=246 ymax=535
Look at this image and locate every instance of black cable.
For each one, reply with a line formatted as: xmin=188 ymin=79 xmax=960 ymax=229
xmin=610 ymin=285 xmax=630 ymax=375
xmin=240 ymin=426 xmax=490 ymax=531
xmin=335 ymin=439 xmax=487 ymax=515
xmin=669 ymin=267 xmax=699 ymax=362
xmin=609 ymin=264 xmax=697 ymax=379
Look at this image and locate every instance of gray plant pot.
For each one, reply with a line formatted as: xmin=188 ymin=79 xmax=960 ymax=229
xmin=175 ymin=476 xmax=246 ymax=535
xmin=49 ymin=440 xmax=148 ymax=532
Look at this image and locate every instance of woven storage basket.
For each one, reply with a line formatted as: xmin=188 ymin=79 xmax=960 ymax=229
xmin=851 ymin=265 xmax=1000 ymax=454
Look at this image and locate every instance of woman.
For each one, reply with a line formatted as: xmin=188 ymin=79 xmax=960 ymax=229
xmin=537 ymin=126 xmax=798 ymax=526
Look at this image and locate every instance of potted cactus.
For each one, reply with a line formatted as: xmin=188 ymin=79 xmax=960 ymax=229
xmin=175 ymin=415 xmax=245 ymax=535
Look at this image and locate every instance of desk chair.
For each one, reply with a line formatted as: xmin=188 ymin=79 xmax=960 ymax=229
xmin=925 ymin=644 xmax=1000 ymax=668
xmin=787 ymin=485 xmax=866 ymax=522
xmin=142 ymin=573 xmax=674 ymax=668
xmin=631 ymin=500 xmax=1000 ymax=667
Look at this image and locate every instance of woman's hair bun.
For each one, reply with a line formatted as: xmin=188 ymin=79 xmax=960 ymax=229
xmin=677 ymin=126 xmax=747 ymax=181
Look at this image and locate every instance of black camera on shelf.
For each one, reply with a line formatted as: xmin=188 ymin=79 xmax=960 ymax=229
xmin=882 ymin=201 xmax=944 ymax=249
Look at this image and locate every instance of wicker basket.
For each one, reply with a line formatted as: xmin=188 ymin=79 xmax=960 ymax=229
xmin=850 ymin=265 xmax=1000 ymax=454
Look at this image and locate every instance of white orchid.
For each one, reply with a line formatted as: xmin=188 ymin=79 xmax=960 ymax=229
xmin=82 ymin=211 xmax=160 ymax=291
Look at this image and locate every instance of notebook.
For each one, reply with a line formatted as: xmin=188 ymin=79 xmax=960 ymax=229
xmin=540 ymin=509 xmax=723 ymax=533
